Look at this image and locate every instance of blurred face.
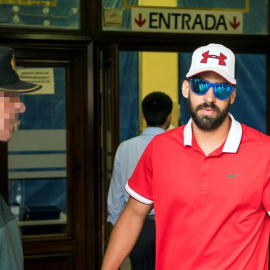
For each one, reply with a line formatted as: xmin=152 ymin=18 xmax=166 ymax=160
xmin=182 ymin=72 xmax=236 ymax=131
xmin=0 ymin=92 xmax=26 ymax=141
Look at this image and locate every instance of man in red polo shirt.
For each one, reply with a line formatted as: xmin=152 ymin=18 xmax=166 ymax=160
xmin=101 ymin=43 xmax=270 ymax=270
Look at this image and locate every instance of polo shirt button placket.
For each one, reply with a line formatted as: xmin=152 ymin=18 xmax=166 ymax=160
xmin=199 ymin=157 xmax=209 ymax=193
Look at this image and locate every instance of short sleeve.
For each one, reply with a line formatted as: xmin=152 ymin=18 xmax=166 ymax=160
xmin=125 ymin=141 xmax=154 ymax=205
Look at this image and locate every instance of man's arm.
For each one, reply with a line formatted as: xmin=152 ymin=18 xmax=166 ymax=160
xmin=107 ymin=148 xmax=126 ymax=225
xmin=101 ymin=196 xmax=153 ymax=270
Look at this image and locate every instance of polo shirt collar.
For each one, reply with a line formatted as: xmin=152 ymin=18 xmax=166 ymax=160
xmin=184 ymin=113 xmax=242 ymax=153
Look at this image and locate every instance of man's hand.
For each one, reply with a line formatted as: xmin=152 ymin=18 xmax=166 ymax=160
xmin=101 ymin=197 xmax=153 ymax=270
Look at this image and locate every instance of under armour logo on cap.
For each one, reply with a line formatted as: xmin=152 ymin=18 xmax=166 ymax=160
xmin=186 ymin=43 xmax=236 ymax=85
xmin=201 ymin=51 xmax=227 ymax=66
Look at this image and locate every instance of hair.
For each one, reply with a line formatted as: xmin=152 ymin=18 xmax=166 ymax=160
xmin=142 ymin=91 xmax=173 ymax=127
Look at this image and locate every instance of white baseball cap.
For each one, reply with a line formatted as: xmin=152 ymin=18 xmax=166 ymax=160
xmin=186 ymin=43 xmax=236 ymax=85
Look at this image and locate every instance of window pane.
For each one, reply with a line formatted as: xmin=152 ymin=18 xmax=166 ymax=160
xmin=0 ymin=0 xmax=80 ymax=30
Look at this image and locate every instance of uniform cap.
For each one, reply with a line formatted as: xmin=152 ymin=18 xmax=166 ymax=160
xmin=0 ymin=46 xmax=42 ymax=93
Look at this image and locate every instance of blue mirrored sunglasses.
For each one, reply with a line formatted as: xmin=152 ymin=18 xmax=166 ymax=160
xmin=189 ymin=78 xmax=235 ymax=100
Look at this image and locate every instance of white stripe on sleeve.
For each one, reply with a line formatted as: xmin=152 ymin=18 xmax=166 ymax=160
xmin=125 ymin=182 xmax=153 ymax=205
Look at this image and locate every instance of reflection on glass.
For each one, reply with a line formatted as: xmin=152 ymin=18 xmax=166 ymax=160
xmin=8 ymin=67 xmax=67 ymax=236
xmin=0 ymin=0 xmax=80 ymax=29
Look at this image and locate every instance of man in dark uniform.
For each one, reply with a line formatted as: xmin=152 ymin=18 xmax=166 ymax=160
xmin=0 ymin=46 xmax=41 ymax=270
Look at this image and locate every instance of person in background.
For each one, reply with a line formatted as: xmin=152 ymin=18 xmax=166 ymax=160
xmin=0 ymin=46 xmax=42 ymax=270
xmin=107 ymin=91 xmax=173 ymax=270
xmin=101 ymin=43 xmax=270 ymax=270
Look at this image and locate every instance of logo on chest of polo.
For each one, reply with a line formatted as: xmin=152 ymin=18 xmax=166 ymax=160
xmin=228 ymin=173 xmax=245 ymax=179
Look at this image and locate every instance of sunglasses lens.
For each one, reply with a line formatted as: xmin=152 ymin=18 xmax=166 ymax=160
xmin=214 ymin=84 xmax=233 ymax=100
xmin=191 ymin=79 xmax=209 ymax=95
xmin=190 ymin=78 xmax=234 ymax=100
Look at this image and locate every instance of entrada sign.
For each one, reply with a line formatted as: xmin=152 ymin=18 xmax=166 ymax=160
xmin=131 ymin=8 xmax=243 ymax=34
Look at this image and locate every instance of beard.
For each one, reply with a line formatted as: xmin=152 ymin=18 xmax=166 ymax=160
xmin=187 ymin=96 xmax=230 ymax=131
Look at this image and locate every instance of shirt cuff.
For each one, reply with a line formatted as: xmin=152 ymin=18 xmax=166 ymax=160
xmin=125 ymin=182 xmax=153 ymax=205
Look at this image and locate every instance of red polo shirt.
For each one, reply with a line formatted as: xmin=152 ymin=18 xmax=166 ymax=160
xmin=126 ymin=114 xmax=270 ymax=270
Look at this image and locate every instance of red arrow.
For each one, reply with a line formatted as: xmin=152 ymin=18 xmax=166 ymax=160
xmin=230 ymin=16 xmax=240 ymax=29
xmin=135 ymin=13 xmax=146 ymax=27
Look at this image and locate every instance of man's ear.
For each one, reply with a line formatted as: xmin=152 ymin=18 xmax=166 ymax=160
xmin=182 ymin=80 xmax=190 ymax=98
xmin=230 ymin=88 xmax=236 ymax=104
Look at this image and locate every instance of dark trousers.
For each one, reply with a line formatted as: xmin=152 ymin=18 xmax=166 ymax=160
xmin=129 ymin=217 xmax=156 ymax=270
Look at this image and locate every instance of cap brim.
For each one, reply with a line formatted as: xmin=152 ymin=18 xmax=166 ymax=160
xmin=186 ymin=68 xmax=236 ymax=85
xmin=0 ymin=80 xmax=42 ymax=93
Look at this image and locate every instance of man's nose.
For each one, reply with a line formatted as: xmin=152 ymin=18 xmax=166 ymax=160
xmin=203 ymin=87 xmax=216 ymax=102
xmin=14 ymin=101 xmax=26 ymax=113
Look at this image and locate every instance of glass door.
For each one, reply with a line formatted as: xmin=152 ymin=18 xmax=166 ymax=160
xmin=8 ymin=66 xmax=67 ymax=236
